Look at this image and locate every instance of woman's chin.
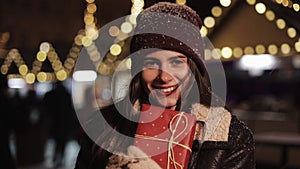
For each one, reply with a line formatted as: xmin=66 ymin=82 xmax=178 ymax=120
xmin=149 ymin=90 xmax=179 ymax=109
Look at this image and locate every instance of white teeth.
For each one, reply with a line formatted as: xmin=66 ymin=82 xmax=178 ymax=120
xmin=160 ymin=86 xmax=176 ymax=92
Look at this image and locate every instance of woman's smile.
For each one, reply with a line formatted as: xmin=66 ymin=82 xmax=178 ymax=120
xmin=153 ymin=85 xmax=178 ymax=96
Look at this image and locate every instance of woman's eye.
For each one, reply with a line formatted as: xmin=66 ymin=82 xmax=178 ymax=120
xmin=171 ymin=59 xmax=185 ymax=65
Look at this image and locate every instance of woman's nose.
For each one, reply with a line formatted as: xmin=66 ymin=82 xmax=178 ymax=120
xmin=159 ymin=70 xmax=173 ymax=82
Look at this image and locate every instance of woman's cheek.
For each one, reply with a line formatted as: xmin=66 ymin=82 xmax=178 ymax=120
xmin=177 ymin=70 xmax=190 ymax=80
xmin=142 ymin=69 xmax=158 ymax=82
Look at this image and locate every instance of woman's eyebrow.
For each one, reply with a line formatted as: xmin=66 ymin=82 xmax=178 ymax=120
xmin=168 ymin=55 xmax=187 ymax=60
xmin=143 ymin=57 xmax=159 ymax=61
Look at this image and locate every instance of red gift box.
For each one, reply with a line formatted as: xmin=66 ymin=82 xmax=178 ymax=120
xmin=134 ymin=104 xmax=196 ymax=169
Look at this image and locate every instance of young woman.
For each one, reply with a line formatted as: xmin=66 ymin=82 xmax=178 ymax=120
xmin=75 ymin=2 xmax=255 ymax=169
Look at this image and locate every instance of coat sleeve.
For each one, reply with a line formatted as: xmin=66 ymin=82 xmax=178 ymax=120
xmin=188 ymin=115 xmax=256 ymax=169
xmin=221 ymin=116 xmax=256 ymax=169
xmin=74 ymin=133 xmax=94 ymax=169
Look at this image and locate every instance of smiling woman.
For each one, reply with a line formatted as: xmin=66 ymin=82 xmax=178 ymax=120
xmin=75 ymin=2 xmax=255 ymax=169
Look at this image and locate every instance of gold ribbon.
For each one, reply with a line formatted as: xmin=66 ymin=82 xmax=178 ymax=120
xmin=135 ymin=112 xmax=192 ymax=169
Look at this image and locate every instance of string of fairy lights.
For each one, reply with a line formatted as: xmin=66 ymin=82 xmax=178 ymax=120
xmin=0 ymin=0 xmax=98 ymax=83
xmin=200 ymin=0 xmax=300 ymax=60
xmin=274 ymin=0 xmax=299 ymax=12
xmin=0 ymin=0 xmax=299 ymax=83
xmin=95 ymin=0 xmax=144 ymax=76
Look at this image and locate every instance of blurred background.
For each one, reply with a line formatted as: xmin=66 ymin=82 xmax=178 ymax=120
xmin=0 ymin=0 xmax=300 ymax=169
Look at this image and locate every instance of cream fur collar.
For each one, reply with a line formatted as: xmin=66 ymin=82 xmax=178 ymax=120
xmin=191 ymin=103 xmax=231 ymax=142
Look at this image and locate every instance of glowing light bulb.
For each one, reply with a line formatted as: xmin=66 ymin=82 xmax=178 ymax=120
xmin=265 ymin=10 xmax=275 ymax=21
xmin=287 ymin=27 xmax=296 ymax=38
xmin=37 ymin=51 xmax=47 ymax=62
xmin=276 ymin=19 xmax=286 ymax=29
xmin=221 ymin=47 xmax=233 ymax=59
xmin=281 ymin=43 xmax=290 ymax=54
xmin=204 ymin=17 xmax=215 ymax=28
xmin=86 ymin=0 xmax=95 ymax=3
xmin=268 ymin=44 xmax=278 ymax=55
xmin=200 ymin=26 xmax=208 ymax=37
xmin=37 ymin=72 xmax=47 ymax=82
xmin=109 ymin=26 xmax=120 ymax=37
xmin=110 ymin=44 xmax=122 ymax=56
xmin=255 ymin=3 xmax=266 ymax=14
xmin=212 ymin=6 xmax=222 ymax=17
xmin=121 ymin=22 xmax=133 ymax=34
xmin=293 ymin=4 xmax=300 ymax=11
xmin=56 ymin=69 xmax=67 ymax=81
xmin=19 ymin=64 xmax=28 ymax=75
xmin=25 ymin=73 xmax=35 ymax=84
xmin=246 ymin=0 xmax=256 ymax=5
xmin=244 ymin=46 xmax=254 ymax=54
xmin=126 ymin=58 xmax=132 ymax=69
xmin=255 ymin=44 xmax=266 ymax=54
xmin=220 ymin=0 xmax=231 ymax=7
xmin=176 ymin=0 xmax=186 ymax=5
xmin=233 ymin=47 xmax=243 ymax=58
xmin=40 ymin=42 xmax=50 ymax=53
xmin=129 ymin=14 xmax=138 ymax=25
xmin=82 ymin=36 xmax=93 ymax=47
xmin=87 ymin=3 xmax=97 ymax=13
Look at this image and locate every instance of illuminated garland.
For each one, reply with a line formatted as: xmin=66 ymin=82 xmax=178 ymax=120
xmin=99 ymin=0 xmax=144 ymax=76
xmin=0 ymin=0 xmax=97 ymax=83
xmin=1 ymin=0 xmax=299 ymax=83
xmin=201 ymin=0 xmax=299 ymax=60
xmin=273 ymin=0 xmax=299 ymax=12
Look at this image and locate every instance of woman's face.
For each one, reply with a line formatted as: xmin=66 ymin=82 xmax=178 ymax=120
xmin=141 ymin=50 xmax=191 ymax=110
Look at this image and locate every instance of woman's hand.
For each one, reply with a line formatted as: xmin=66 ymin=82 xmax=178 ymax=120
xmin=106 ymin=146 xmax=161 ymax=169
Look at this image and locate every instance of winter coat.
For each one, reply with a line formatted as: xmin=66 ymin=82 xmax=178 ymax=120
xmin=75 ymin=101 xmax=255 ymax=169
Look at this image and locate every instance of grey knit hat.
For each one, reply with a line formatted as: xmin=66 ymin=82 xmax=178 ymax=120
xmin=130 ymin=2 xmax=206 ymax=76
